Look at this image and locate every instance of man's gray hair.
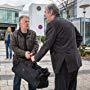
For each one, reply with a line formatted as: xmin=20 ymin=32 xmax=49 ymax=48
xmin=19 ymin=15 xmax=29 ymax=22
xmin=47 ymin=4 xmax=60 ymax=16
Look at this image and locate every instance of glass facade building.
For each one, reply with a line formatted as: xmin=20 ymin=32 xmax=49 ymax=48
xmin=0 ymin=4 xmax=20 ymax=40
xmin=0 ymin=9 xmax=18 ymax=24
xmin=80 ymin=18 xmax=90 ymax=45
xmin=71 ymin=18 xmax=90 ymax=45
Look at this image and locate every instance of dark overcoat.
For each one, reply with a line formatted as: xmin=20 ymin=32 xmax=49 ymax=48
xmin=35 ymin=17 xmax=83 ymax=74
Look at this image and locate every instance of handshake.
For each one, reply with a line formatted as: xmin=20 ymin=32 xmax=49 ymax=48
xmin=25 ymin=51 xmax=35 ymax=62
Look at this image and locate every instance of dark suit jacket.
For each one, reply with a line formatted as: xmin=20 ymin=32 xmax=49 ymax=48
xmin=35 ymin=17 xmax=83 ymax=74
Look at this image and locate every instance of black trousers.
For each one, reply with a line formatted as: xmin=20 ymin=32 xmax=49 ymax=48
xmin=55 ymin=61 xmax=78 ymax=90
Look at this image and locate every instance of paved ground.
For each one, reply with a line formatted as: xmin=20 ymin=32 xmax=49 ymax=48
xmin=0 ymin=41 xmax=90 ymax=90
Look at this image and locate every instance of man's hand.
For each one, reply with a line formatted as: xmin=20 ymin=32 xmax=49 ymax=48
xmin=29 ymin=53 xmax=33 ymax=57
xmin=25 ymin=51 xmax=31 ymax=59
xmin=31 ymin=56 xmax=35 ymax=62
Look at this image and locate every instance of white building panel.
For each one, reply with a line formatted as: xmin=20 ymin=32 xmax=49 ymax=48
xmin=29 ymin=3 xmax=46 ymax=36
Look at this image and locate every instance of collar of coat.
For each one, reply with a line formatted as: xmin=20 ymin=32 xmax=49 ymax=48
xmin=18 ymin=28 xmax=32 ymax=38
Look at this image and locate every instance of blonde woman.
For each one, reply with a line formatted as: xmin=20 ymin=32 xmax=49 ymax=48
xmin=5 ymin=26 xmax=12 ymax=59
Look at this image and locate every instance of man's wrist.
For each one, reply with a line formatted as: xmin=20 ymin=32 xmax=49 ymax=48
xmin=31 ymin=56 xmax=35 ymax=62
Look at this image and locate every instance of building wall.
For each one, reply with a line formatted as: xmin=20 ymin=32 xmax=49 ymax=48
xmin=59 ymin=0 xmax=77 ymax=19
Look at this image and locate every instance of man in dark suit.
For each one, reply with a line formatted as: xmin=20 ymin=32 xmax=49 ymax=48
xmin=31 ymin=4 xmax=83 ymax=90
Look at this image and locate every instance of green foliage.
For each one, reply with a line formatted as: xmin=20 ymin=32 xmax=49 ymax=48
xmin=79 ymin=45 xmax=87 ymax=56
xmin=41 ymin=36 xmax=45 ymax=43
xmin=37 ymin=36 xmax=45 ymax=43
xmin=79 ymin=45 xmax=90 ymax=57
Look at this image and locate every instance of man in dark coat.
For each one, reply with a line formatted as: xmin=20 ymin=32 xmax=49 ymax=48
xmin=31 ymin=4 xmax=83 ymax=90
xmin=10 ymin=16 xmax=39 ymax=90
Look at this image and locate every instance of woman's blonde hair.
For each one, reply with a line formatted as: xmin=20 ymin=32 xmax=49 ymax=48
xmin=7 ymin=26 xmax=12 ymax=32
xmin=5 ymin=27 xmax=12 ymax=41
xmin=6 ymin=26 xmax=12 ymax=35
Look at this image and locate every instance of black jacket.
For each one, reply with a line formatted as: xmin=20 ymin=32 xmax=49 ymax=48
xmin=35 ymin=17 xmax=83 ymax=73
xmin=10 ymin=29 xmax=39 ymax=61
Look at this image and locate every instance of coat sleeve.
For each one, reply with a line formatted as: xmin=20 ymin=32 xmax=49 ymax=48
xmin=34 ymin=23 xmax=58 ymax=62
xmin=75 ymin=27 xmax=83 ymax=48
xmin=31 ymin=32 xmax=39 ymax=55
xmin=10 ymin=31 xmax=26 ymax=58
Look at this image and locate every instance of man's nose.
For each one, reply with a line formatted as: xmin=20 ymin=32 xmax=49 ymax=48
xmin=44 ymin=15 xmax=46 ymax=19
